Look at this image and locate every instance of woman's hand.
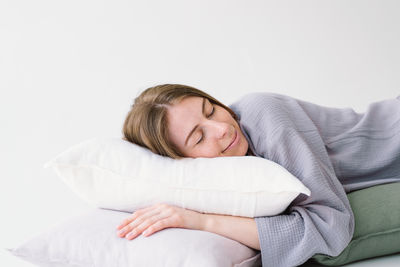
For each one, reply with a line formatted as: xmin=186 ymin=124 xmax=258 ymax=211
xmin=116 ymin=203 xmax=205 ymax=240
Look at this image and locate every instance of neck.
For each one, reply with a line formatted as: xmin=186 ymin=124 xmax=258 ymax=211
xmin=246 ymin=148 xmax=255 ymax=156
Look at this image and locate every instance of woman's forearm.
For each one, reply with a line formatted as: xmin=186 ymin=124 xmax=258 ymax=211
xmin=201 ymin=213 xmax=261 ymax=250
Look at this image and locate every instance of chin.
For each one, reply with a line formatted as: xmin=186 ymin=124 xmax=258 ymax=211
xmin=232 ymin=145 xmax=248 ymax=157
xmin=240 ymin=146 xmax=249 ymax=156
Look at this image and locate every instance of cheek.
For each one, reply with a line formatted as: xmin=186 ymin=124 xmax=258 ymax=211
xmin=198 ymin=142 xmax=220 ymax=157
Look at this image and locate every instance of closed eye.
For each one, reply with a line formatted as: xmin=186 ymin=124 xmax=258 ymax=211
xmin=207 ymin=105 xmax=215 ymax=118
xmin=196 ymin=105 xmax=215 ymax=144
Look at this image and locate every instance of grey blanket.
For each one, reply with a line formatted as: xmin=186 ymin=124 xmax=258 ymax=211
xmin=229 ymin=93 xmax=400 ymax=267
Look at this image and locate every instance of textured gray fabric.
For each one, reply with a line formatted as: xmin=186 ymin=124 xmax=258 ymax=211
xmin=229 ymin=93 xmax=400 ymax=267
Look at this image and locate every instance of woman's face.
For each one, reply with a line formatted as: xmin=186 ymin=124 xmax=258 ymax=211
xmin=166 ymin=96 xmax=249 ymax=158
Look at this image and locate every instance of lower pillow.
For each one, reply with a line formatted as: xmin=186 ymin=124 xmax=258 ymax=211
xmin=312 ymin=182 xmax=400 ymax=266
xmin=6 ymin=208 xmax=261 ymax=267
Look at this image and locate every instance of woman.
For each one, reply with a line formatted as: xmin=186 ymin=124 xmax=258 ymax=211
xmin=117 ymin=84 xmax=400 ymax=267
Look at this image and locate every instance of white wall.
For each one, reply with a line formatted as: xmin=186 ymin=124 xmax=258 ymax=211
xmin=1 ymin=0 xmax=399 ymax=266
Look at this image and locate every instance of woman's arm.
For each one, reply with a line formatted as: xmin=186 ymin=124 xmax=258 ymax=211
xmin=229 ymin=92 xmax=355 ymax=267
xmin=201 ymin=213 xmax=260 ymax=250
xmin=116 ymin=203 xmax=260 ymax=250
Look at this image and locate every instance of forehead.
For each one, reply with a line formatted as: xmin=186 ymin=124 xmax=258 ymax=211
xmin=166 ymin=96 xmax=207 ymax=144
xmin=168 ymin=96 xmax=204 ymax=122
xmin=170 ymin=96 xmax=206 ymax=114
xmin=177 ymin=96 xmax=203 ymax=106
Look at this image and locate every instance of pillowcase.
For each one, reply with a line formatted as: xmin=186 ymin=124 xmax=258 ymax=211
xmin=312 ymin=182 xmax=400 ymax=266
xmin=6 ymin=208 xmax=261 ymax=267
xmin=44 ymin=137 xmax=310 ymax=217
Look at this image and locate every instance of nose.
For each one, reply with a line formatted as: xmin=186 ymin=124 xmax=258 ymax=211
xmin=205 ymin=120 xmax=230 ymax=139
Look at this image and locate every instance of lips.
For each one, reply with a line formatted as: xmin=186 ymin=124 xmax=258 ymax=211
xmin=223 ymin=130 xmax=237 ymax=153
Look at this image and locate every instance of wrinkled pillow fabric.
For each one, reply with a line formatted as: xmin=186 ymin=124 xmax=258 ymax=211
xmin=6 ymin=208 xmax=261 ymax=267
xmin=44 ymin=137 xmax=310 ymax=217
xmin=312 ymin=182 xmax=400 ymax=266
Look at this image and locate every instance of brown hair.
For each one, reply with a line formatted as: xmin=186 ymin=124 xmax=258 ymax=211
xmin=122 ymin=84 xmax=239 ymax=159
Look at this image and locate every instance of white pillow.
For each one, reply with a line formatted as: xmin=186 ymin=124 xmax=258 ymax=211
xmin=44 ymin=137 xmax=310 ymax=217
xmin=7 ymin=208 xmax=261 ymax=267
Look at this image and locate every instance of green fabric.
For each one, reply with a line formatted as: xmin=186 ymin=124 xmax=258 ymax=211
xmin=312 ymin=182 xmax=400 ymax=266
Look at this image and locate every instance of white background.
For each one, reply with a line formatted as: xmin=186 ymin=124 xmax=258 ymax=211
xmin=1 ymin=0 xmax=399 ymax=266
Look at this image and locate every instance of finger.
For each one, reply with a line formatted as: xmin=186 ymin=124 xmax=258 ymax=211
xmin=116 ymin=206 xmax=155 ymax=230
xmin=118 ymin=208 xmax=163 ymax=237
xmin=124 ymin=214 xmax=164 ymax=240
xmin=141 ymin=218 xmax=173 ymax=237
xmin=123 ymin=206 xmax=176 ymax=239
xmin=126 ymin=217 xmax=172 ymax=240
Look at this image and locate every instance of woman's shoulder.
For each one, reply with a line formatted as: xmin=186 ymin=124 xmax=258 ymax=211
xmin=231 ymin=91 xmax=316 ymax=133
xmin=239 ymin=91 xmax=286 ymax=101
xmin=229 ymin=92 xmax=296 ymax=117
xmin=232 ymin=91 xmax=295 ymax=108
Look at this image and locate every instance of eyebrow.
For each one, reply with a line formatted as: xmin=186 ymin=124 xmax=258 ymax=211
xmin=184 ymin=97 xmax=206 ymax=146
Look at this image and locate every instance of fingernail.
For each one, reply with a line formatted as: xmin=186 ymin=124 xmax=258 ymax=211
xmin=126 ymin=231 xmax=136 ymax=238
xmin=118 ymin=229 xmax=126 ymax=235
